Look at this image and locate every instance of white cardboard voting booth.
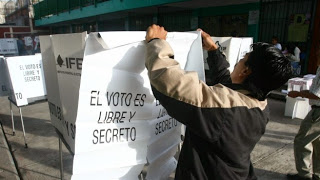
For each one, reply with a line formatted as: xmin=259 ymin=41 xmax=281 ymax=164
xmin=3 ymin=54 xmax=47 ymax=147
xmin=40 ymin=32 xmax=86 ymax=180
xmin=0 ymin=56 xmax=9 ymax=96
xmin=73 ymin=31 xmax=204 ymax=179
xmin=0 ymin=38 xmax=18 ymax=55
xmin=39 ymin=35 xmax=63 ymax=141
xmin=237 ymin=38 xmax=253 ymax=61
xmin=40 ymin=32 xmax=87 ymax=153
xmin=203 ymin=37 xmax=253 ymax=72
xmin=4 ymin=54 xmax=47 ymax=107
xmin=41 ymin=31 xmax=204 ymax=180
xmin=52 ymin=32 xmax=86 ymax=153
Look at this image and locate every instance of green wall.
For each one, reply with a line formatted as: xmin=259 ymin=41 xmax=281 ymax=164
xmin=35 ymin=0 xmax=188 ymax=26
xmin=198 ymin=2 xmax=260 ymax=41
xmin=36 ymin=1 xmax=260 ymax=41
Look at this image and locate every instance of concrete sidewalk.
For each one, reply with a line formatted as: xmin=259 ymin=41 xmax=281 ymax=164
xmin=0 ymin=121 xmax=19 ymax=180
xmin=0 ymin=96 xmax=73 ymax=180
xmin=0 ymin=95 xmax=302 ymax=180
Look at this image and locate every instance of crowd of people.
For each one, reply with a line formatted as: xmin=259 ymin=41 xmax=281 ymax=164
xmin=144 ymin=24 xmax=319 ymax=180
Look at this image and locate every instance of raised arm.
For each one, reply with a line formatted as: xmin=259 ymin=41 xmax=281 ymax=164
xmin=198 ymin=29 xmax=232 ymax=85
xmin=144 ymin=25 xmax=259 ymax=141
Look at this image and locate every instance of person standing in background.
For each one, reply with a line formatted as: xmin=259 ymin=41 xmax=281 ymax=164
xmin=272 ymin=36 xmax=282 ymax=51
xmin=284 ymin=43 xmax=301 ymax=75
xmin=287 ymin=57 xmax=320 ymax=180
xmin=17 ymin=35 xmax=27 ymax=56
xmin=286 ymin=43 xmax=301 ymax=62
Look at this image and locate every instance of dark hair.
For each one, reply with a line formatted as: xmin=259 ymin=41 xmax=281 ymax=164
xmin=243 ymin=42 xmax=293 ymax=100
xmin=272 ymin=36 xmax=278 ymax=41
xmin=286 ymin=43 xmax=296 ymax=54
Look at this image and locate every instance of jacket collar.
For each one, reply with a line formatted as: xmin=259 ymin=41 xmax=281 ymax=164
xmin=224 ymin=83 xmax=252 ymax=96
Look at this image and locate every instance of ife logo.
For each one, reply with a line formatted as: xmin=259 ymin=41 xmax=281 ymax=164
xmin=56 ymin=55 xmax=83 ymax=70
xmin=215 ymin=41 xmax=227 ymax=51
xmin=57 ymin=55 xmax=64 ymax=67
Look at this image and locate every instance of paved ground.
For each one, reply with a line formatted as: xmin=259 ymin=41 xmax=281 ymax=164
xmin=0 ymin=94 xmax=304 ymax=180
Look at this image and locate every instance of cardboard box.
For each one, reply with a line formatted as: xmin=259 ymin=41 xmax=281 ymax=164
xmin=287 ymin=77 xmax=313 ymax=92
xmin=284 ymin=96 xmax=311 ymax=119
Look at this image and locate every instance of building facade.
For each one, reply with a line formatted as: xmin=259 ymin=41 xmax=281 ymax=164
xmin=0 ymin=0 xmax=48 ymax=38
xmin=33 ymin=0 xmax=319 ymax=74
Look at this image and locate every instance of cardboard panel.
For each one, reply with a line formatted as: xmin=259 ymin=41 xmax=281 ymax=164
xmin=0 ymin=56 xmax=9 ymax=96
xmin=72 ymin=31 xmax=203 ymax=179
xmin=39 ymin=35 xmax=63 ymax=138
xmin=204 ymin=37 xmax=253 ymax=72
xmin=0 ymin=38 xmax=18 ymax=55
xmin=5 ymin=54 xmax=46 ymax=106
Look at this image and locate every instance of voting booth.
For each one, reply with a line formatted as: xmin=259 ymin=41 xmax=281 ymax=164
xmin=47 ymin=32 xmax=86 ymax=153
xmin=40 ymin=33 xmax=86 ymax=180
xmin=3 ymin=54 xmax=47 ymax=147
xmin=40 ymin=31 xmax=204 ymax=179
xmin=5 ymin=54 xmax=47 ymax=106
xmin=203 ymin=37 xmax=253 ymax=85
xmin=0 ymin=56 xmax=9 ymax=96
xmin=203 ymin=37 xmax=253 ymax=72
xmin=0 ymin=38 xmax=19 ymax=56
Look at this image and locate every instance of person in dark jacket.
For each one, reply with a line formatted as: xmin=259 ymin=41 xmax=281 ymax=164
xmin=17 ymin=35 xmax=27 ymax=56
xmin=145 ymin=24 xmax=292 ymax=180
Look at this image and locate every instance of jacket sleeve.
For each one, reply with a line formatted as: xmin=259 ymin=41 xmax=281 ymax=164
xmin=145 ymin=39 xmax=234 ymax=141
xmin=206 ymin=50 xmax=232 ymax=85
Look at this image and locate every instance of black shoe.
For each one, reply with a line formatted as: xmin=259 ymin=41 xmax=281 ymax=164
xmin=287 ymin=174 xmax=312 ymax=180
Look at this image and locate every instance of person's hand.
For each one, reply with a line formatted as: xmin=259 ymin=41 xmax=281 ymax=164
xmin=145 ymin=24 xmax=167 ymax=42
xmin=197 ymin=28 xmax=217 ymax=51
xmin=288 ymin=91 xmax=300 ymax=98
xmin=288 ymin=90 xmax=319 ymax=100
